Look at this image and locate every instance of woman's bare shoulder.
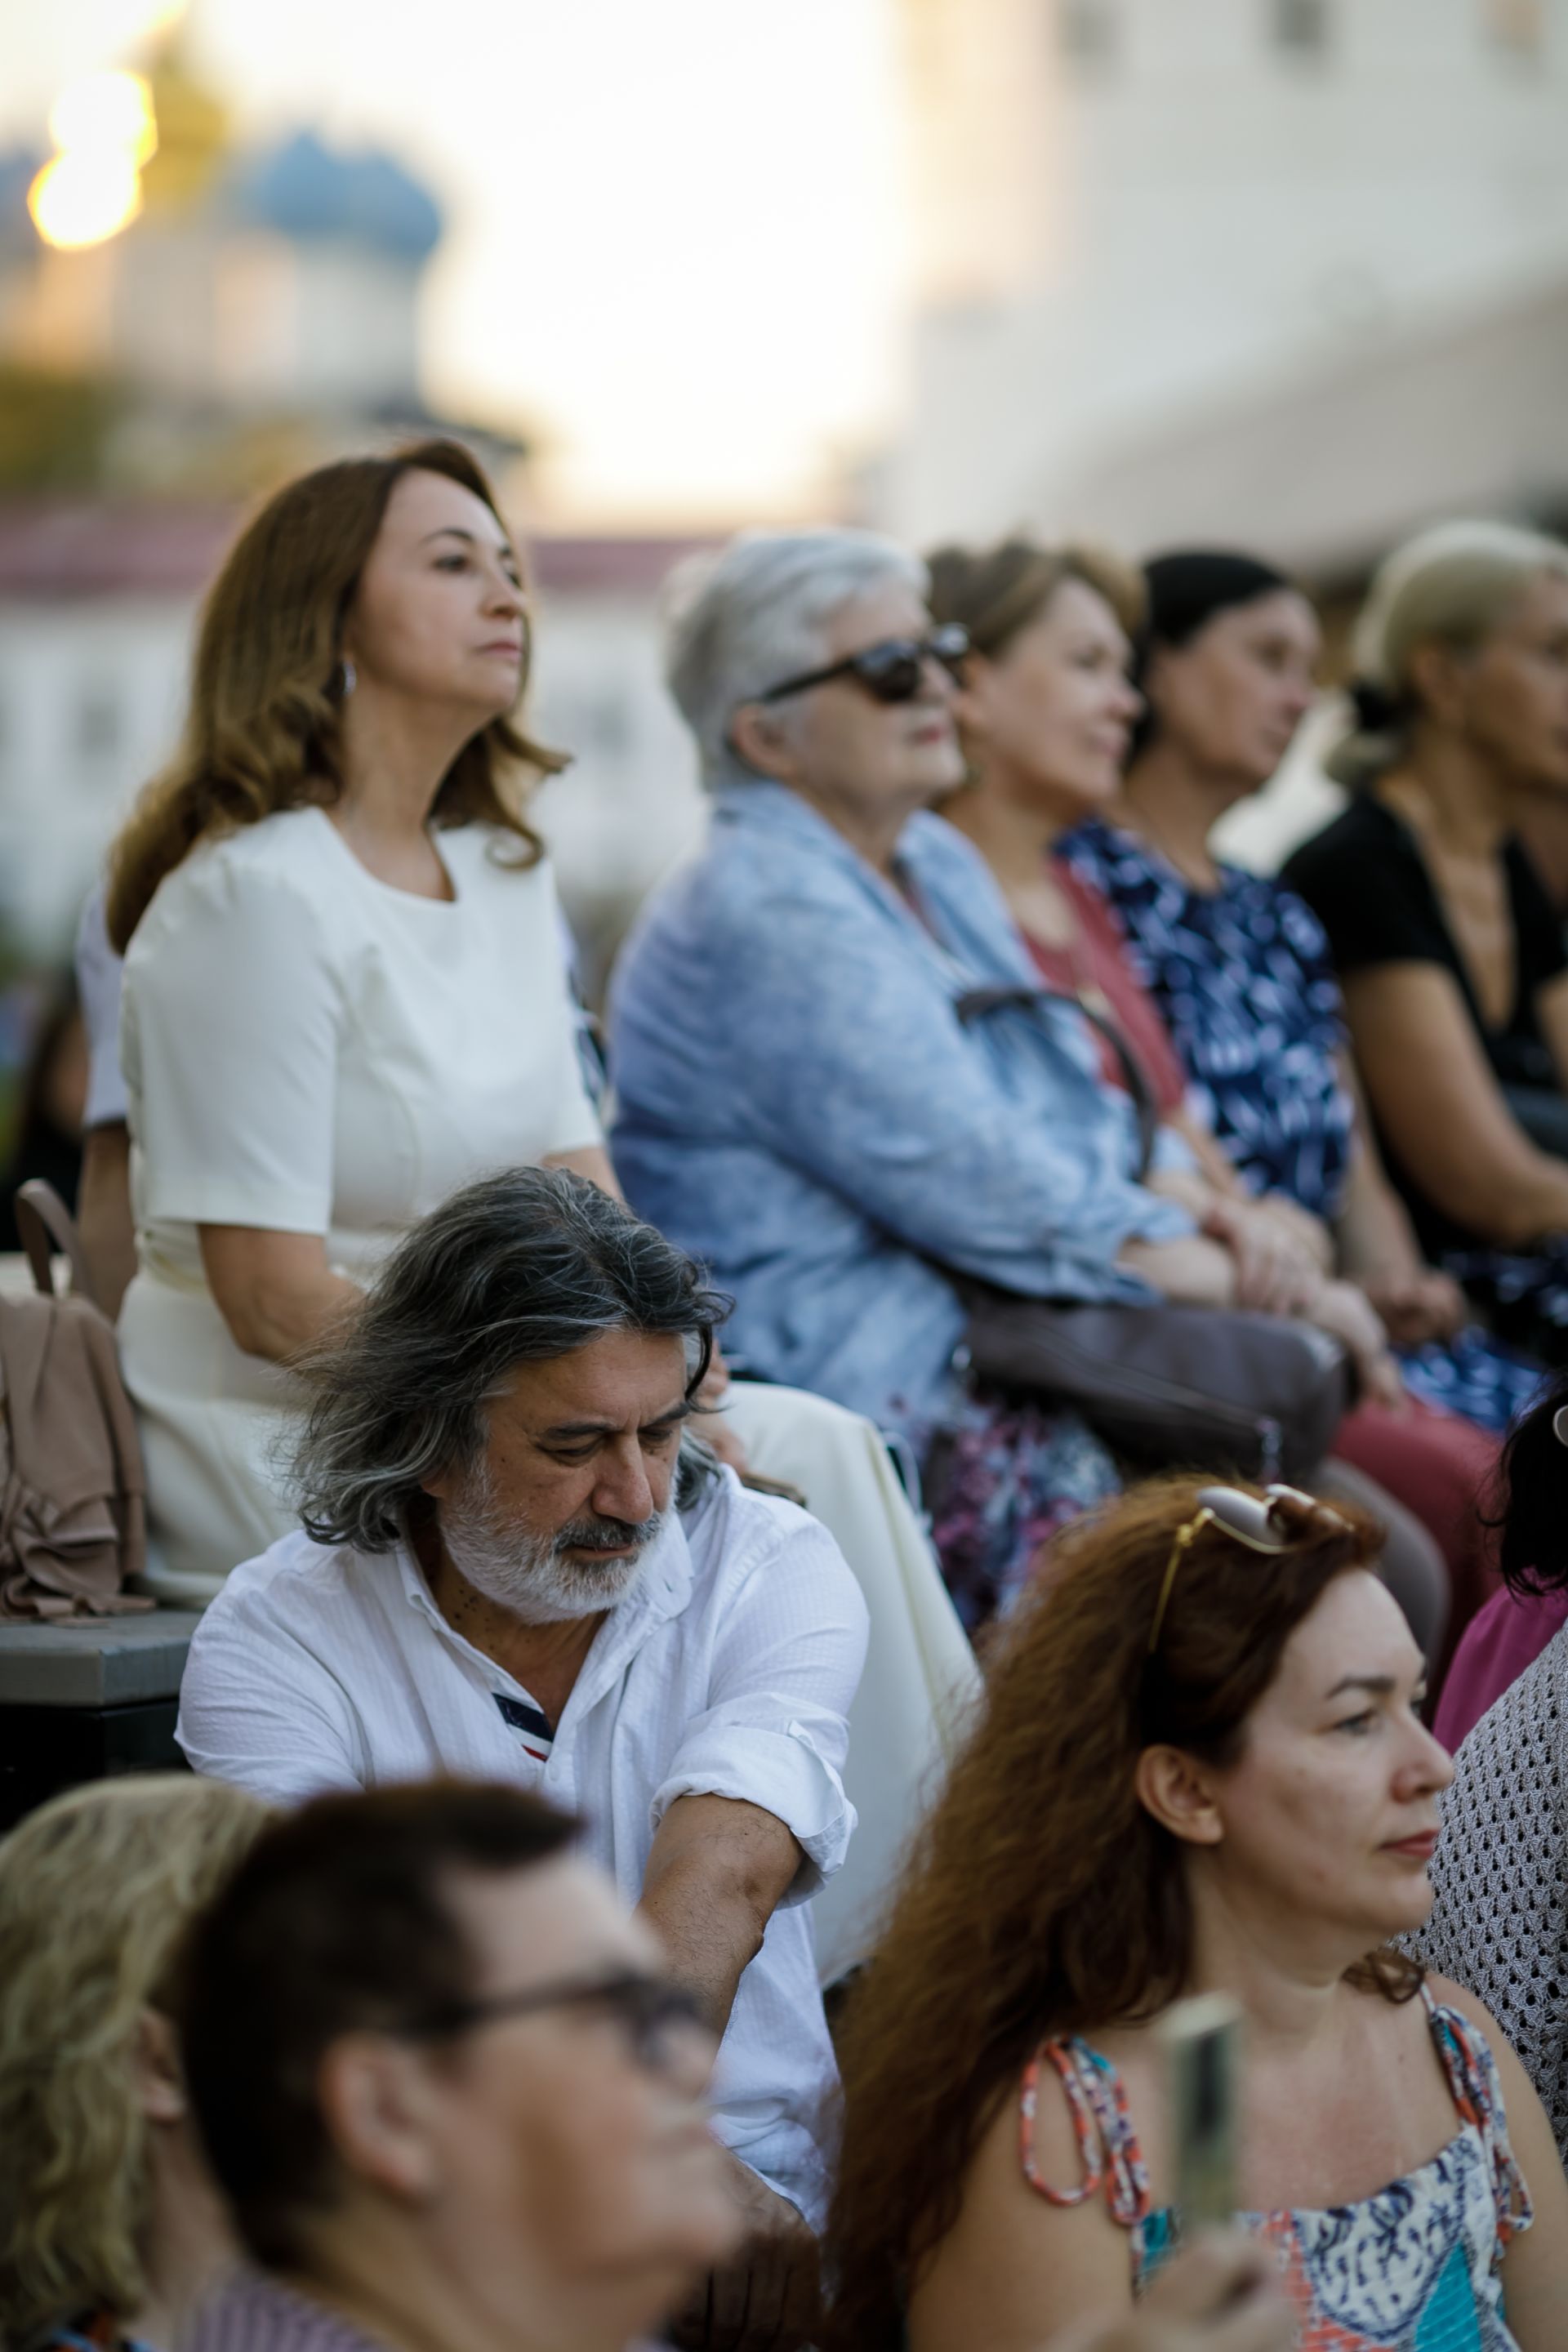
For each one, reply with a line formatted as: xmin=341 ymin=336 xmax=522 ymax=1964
xmin=906 ymin=2042 xmax=1141 ymax=2352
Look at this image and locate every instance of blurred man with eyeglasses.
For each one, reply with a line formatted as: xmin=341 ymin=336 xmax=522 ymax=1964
xmin=178 ymin=1782 xmax=742 ymax=2352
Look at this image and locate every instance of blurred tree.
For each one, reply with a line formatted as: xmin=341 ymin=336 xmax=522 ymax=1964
xmin=0 ymin=367 xmax=125 ymax=489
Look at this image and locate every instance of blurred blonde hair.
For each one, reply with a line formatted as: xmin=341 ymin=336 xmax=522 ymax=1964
xmin=1327 ymin=518 xmax=1568 ymax=787
xmin=0 ymin=1775 xmax=270 ymax=2345
xmin=925 ymin=534 xmax=1143 ymax=657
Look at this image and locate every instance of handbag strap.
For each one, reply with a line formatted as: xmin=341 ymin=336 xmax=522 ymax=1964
xmin=954 ymin=985 xmax=1158 ymax=1182
xmin=13 ymin=1178 xmax=100 ymax=1310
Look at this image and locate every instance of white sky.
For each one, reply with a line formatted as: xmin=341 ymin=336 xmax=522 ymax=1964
xmin=2 ymin=0 xmax=911 ymax=522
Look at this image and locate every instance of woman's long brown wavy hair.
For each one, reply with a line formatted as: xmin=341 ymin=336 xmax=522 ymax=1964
xmin=105 ymin=439 xmax=567 ymax=952
xmin=825 ymin=1474 xmax=1421 ymax=2350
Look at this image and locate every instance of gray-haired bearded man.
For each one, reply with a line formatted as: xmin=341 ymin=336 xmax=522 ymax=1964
xmin=177 ymin=1167 xmax=869 ymax=2352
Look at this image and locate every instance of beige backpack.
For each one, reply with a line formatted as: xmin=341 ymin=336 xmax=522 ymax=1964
xmin=0 ymin=1180 xmax=149 ymax=1619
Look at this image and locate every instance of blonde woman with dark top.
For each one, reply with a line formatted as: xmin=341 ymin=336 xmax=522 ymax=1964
xmin=1284 ymin=521 xmax=1568 ymax=1365
xmin=0 ymin=1775 xmax=270 ymax=2352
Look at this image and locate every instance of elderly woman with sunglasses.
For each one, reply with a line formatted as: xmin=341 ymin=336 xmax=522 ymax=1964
xmin=608 ymin=530 xmax=1403 ymax=1630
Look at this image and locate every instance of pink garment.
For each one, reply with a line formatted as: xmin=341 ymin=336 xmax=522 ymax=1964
xmin=1433 ymin=1584 xmax=1568 ymax=1753
xmin=1026 ymin=862 xmax=1191 ymax=1116
xmin=1328 ymin=1398 xmax=1500 ymax=1695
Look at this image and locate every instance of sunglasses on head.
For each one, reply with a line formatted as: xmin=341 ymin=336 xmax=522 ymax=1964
xmin=1147 ymin=1483 xmax=1350 ymax=1656
xmin=756 ymin=621 xmax=969 ymax=708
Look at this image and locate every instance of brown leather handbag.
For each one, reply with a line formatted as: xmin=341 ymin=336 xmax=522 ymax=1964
xmin=950 ymin=986 xmax=1352 ymax=1483
xmin=956 ymin=1284 xmax=1350 ymax=1484
xmin=0 ymin=1180 xmax=150 ymax=1619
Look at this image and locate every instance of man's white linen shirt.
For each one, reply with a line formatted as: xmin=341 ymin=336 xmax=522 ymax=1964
xmin=177 ymin=1466 xmax=869 ymax=2230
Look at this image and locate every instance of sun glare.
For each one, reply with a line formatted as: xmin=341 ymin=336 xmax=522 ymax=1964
xmin=48 ymin=70 xmax=158 ymax=165
xmin=28 ymin=149 xmax=145 ymax=250
xmin=29 ymin=68 xmax=157 ymax=252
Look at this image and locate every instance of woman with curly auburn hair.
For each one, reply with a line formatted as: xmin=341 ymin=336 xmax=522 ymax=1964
xmin=826 ymin=1477 xmax=1568 ymax=2352
xmin=100 ymin=439 xmax=612 ymax=1600
xmin=0 ymin=1773 xmax=269 ymax=2351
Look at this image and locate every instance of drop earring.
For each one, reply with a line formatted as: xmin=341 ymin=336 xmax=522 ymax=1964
xmin=337 ymin=658 xmax=357 ymax=697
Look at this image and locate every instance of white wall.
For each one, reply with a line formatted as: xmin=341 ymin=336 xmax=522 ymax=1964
xmin=891 ymin=0 xmax=1568 ymax=541
xmin=0 ymin=598 xmax=191 ymax=949
xmin=528 ymin=590 xmax=706 ymax=998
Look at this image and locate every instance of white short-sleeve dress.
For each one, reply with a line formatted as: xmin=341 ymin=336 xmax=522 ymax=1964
xmin=118 ymin=807 xmax=603 ymax=1601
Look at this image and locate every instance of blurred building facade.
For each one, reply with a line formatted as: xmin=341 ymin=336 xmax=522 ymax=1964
xmin=0 ymin=38 xmax=457 ymax=479
xmin=889 ymin=0 xmax=1568 ymax=566
xmin=0 ymin=30 xmax=710 ymax=969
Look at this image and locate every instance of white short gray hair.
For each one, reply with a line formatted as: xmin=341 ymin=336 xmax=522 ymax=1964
xmin=662 ymin=527 xmax=929 ymax=781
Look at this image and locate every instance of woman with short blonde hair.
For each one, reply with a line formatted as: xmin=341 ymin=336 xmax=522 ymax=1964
xmin=1285 ymin=520 xmax=1568 ymax=1365
xmin=0 ymin=1774 xmax=270 ymax=2352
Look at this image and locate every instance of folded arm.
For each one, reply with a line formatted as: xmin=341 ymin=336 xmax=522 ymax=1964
xmin=643 ymin=1503 xmax=866 ymax=2352
xmin=198 ymin=1227 xmax=360 ymax=1361
xmin=78 ymin=1122 xmax=137 ymax=1321
xmin=1342 ymin=964 xmax=1568 ymax=1246
xmin=638 ymin=1792 xmax=804 ymax=2036
xmin=1331 ymin=1057 xmax=1466 ymax=1343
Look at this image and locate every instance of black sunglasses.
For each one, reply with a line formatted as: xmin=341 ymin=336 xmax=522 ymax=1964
xmin=756 ymin=621 xmax=969 ymax=707
xmin=394 ymin=1967 xmax=706 ymax=2074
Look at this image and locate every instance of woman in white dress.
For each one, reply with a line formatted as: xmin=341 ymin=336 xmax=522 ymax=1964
xmin=105 ymin=442 xmax=610 ymax=1599
xmin=100 ymin=448 xmax=971 ymax=1968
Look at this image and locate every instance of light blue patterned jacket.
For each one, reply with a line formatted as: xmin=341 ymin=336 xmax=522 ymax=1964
xmin=608 ymin=777 xmax=1193 ymax=1442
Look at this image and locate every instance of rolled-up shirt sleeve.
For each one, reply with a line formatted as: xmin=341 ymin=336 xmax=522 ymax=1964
xmin=650 ymin=1500 xmax=869 ymax=1903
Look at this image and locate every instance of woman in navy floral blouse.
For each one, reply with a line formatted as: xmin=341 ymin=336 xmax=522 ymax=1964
xmin=1067 ymin=551 xmax=1545 ymax=1438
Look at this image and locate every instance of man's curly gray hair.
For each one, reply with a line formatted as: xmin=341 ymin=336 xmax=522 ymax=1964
xmin=288 ymin=1166 xmax=729 ymax=1552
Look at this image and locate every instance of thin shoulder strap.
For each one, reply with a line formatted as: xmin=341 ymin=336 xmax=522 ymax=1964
xmin=1019 ymin=2038 xmax=1150 ymax=2226
xmin=1423 ymin=1991 xmax=1535 ymax=2247
xmin=13 ymin=1178 xmax=100 ymax=1310
xmin=954 ymin=985 xmax=1158 ymax=1181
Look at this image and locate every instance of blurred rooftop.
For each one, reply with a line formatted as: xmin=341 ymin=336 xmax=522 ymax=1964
xmin=0 ymin=500 xmax=710 ymax=600
xmin=1057 ymin=262 xmax=1568 ymax=577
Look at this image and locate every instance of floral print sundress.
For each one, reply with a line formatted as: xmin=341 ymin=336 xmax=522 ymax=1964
xmin=1021 ymin=1989 xmax=1532 ymax=2350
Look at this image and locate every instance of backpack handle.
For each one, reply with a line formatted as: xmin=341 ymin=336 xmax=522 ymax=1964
xmin=13 ymin=1179 xmax=100 ymax=1312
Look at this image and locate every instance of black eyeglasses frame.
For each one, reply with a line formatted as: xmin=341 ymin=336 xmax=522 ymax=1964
xmin=390 ymin=1967 xmax=706 ymax=2073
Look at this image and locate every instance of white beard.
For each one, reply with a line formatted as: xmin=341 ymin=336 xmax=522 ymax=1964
xmin=439 ymin=1459 xmax=663 ymax=1626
